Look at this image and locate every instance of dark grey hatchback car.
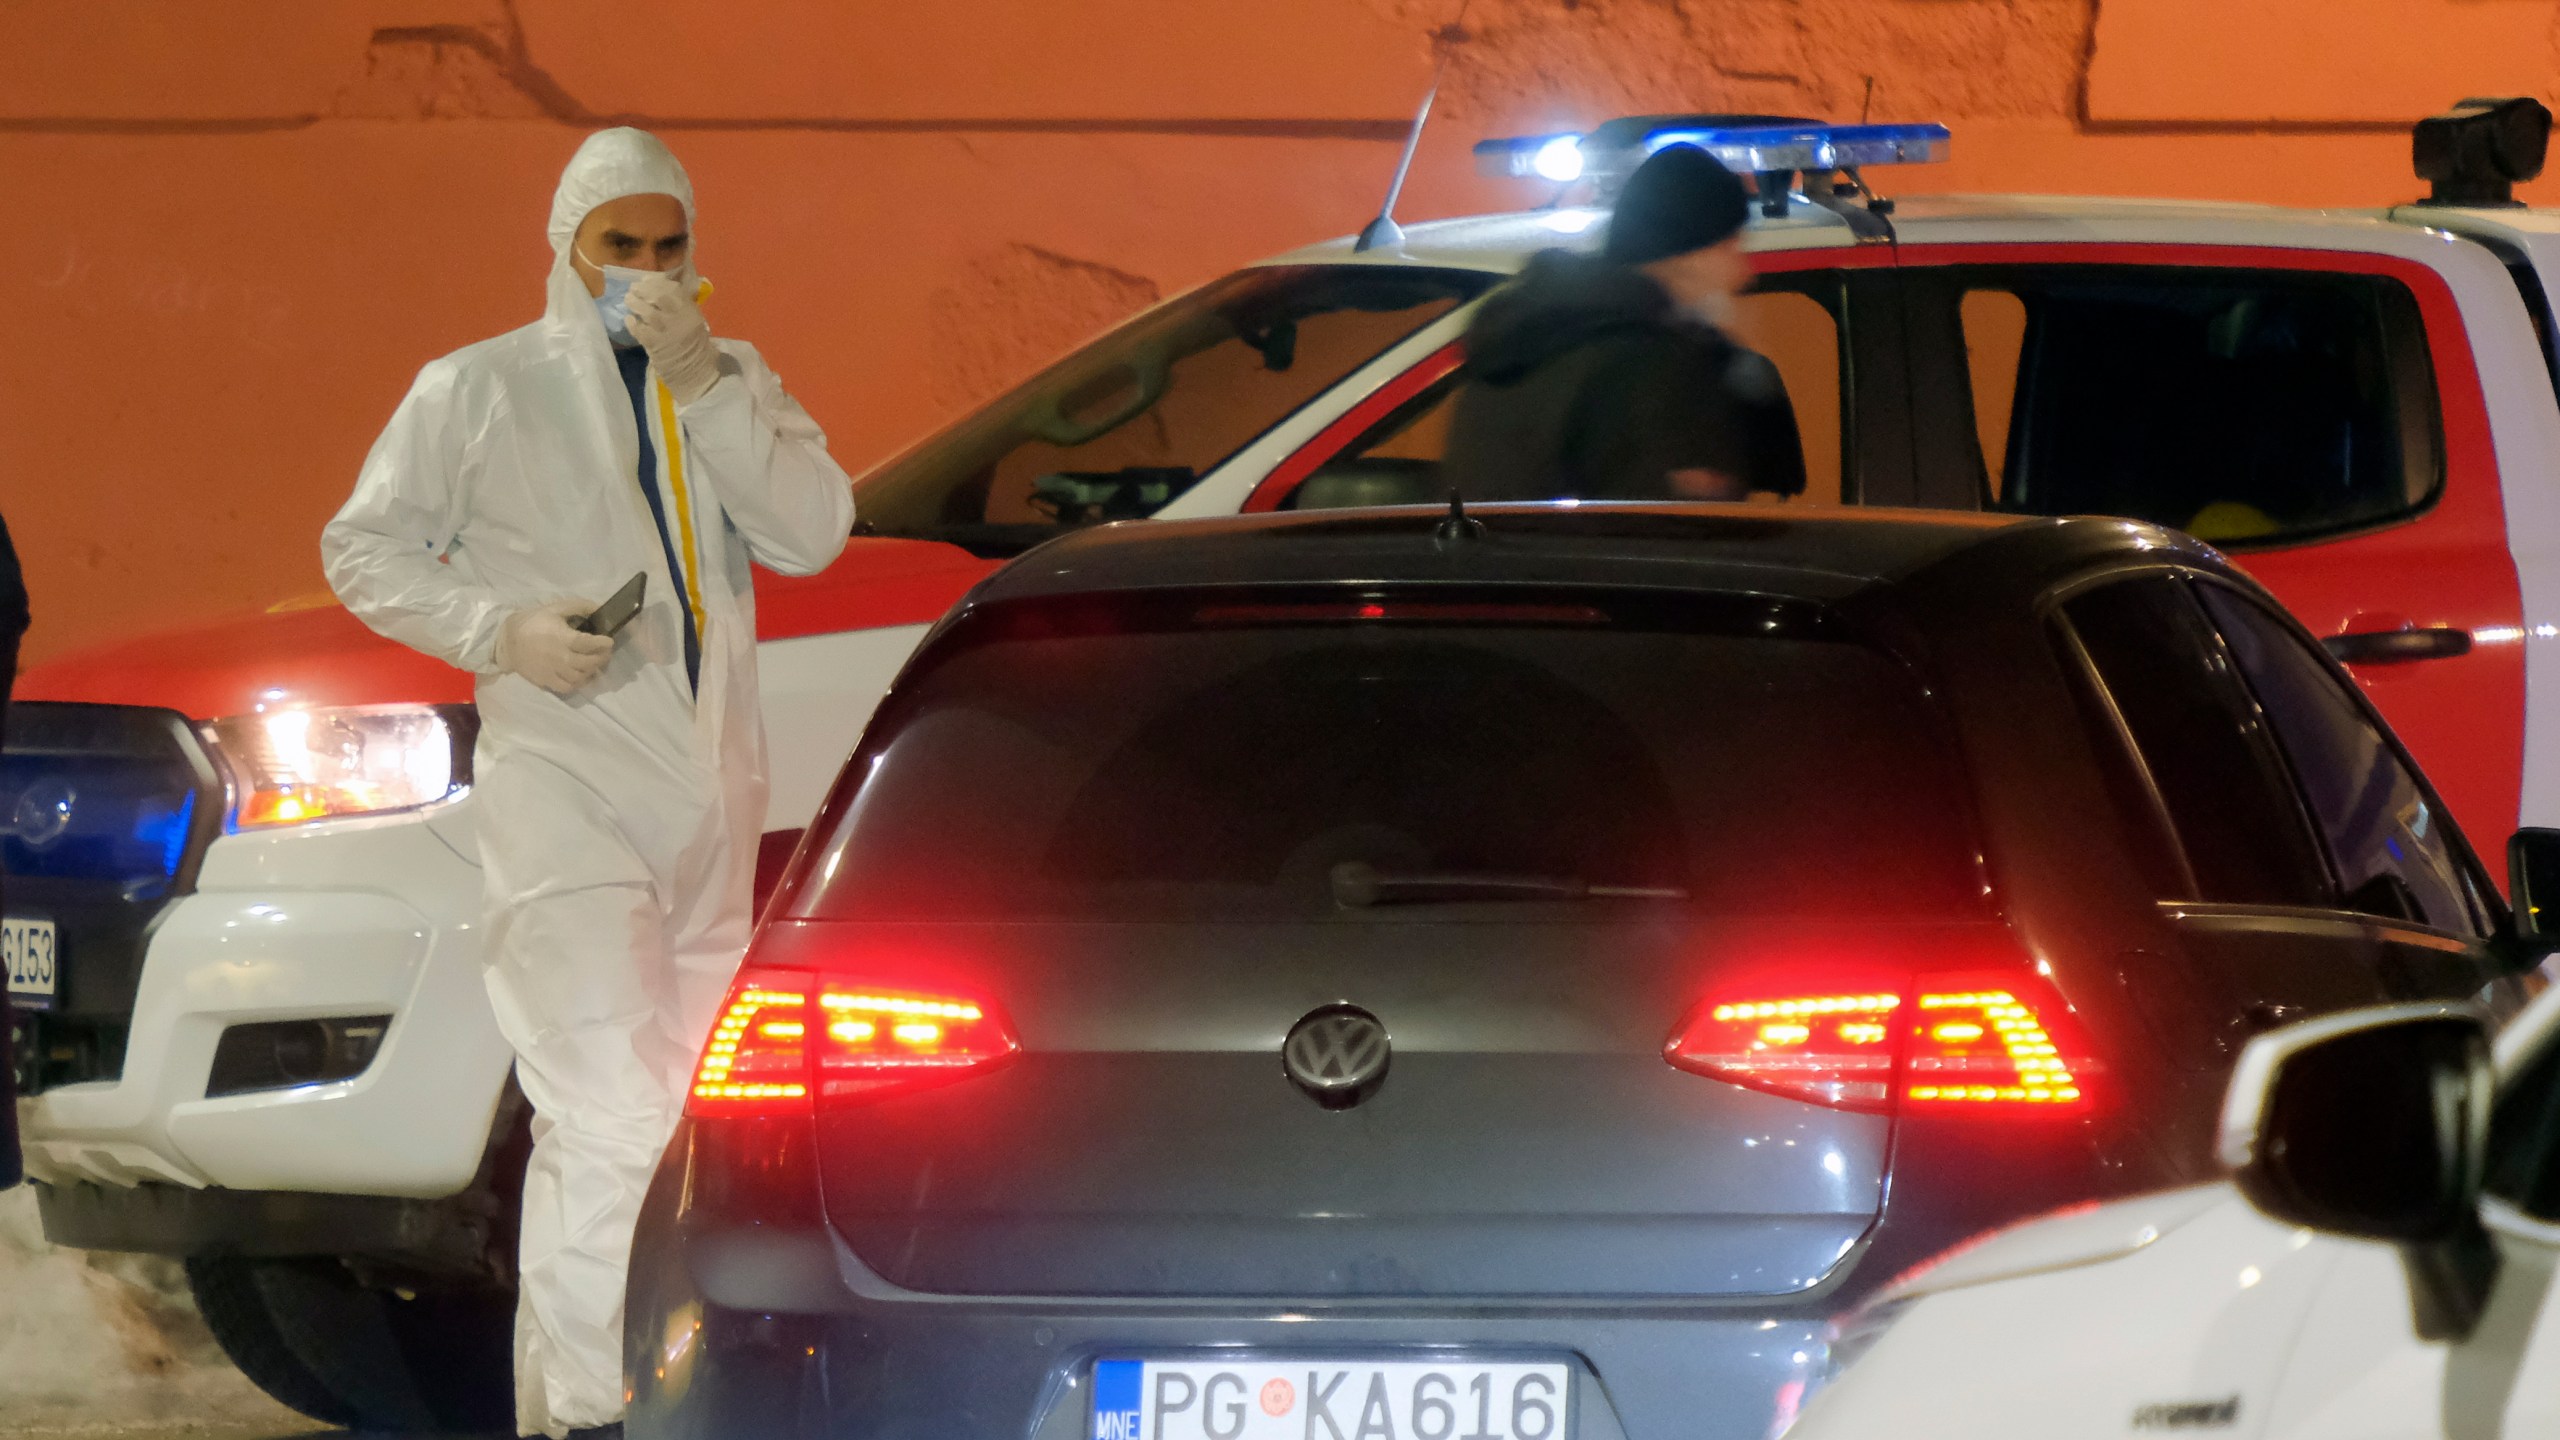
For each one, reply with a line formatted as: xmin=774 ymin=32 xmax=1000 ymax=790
xmin=626 ymin=504 xmax=2533 ymax=1440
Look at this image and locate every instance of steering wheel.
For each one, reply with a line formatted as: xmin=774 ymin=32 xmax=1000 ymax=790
xmin=1022 ymin=345 xmax=1174 ymax=447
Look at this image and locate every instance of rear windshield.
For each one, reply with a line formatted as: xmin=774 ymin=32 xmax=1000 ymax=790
xmin=792 ymin=591 xmax=1986 ymax=922
xmin=849 ymin=265 xmax=1496 ymax=557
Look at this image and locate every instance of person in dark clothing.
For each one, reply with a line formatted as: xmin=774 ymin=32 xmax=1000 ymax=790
xmin=1445 ymin=144 xmax=1805 ymax=502
xmin=1 ymin=507 xmax=27 ymax=1190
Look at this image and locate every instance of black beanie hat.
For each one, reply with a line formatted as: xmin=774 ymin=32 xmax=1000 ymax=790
xmin=1603 ymin=144 xmax=1751 ymax=264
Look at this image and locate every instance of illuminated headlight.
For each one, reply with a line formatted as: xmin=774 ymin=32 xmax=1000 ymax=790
xmin=202 ymin=705 xmax=475 ymax=830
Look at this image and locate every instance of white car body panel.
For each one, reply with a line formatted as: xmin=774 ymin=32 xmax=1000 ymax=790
xmin=2261 ymin=1204 xmax=2560 ymax=1439
xmin=2384 ymin=206 xmax=2560 ymax=836
xmin=755 ymin=622 xmax=933 ymax=834
xmin=1882 ymin=1184 xmax=2230 ymax=1300
xmin=1794 ymin=1193 xmax=2560 ymax=1440
xmin=20 ymin=812 xmax=509 ymax=1195
xmin=1791 ymin=984 xmax=2560 ymax=1440
xmin=1797 ymin=1193 xmax=2341 ymax=1439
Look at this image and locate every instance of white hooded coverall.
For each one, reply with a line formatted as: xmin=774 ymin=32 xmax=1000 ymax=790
xmin=321 ymin=129 xmax=855 ymax=1436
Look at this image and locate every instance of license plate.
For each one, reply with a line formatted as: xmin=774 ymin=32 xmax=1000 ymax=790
xmin=5 ymin=917 xmax=58 ymax=1010
xmin=1094 ymin=1358 xmax=1571 ymax=1440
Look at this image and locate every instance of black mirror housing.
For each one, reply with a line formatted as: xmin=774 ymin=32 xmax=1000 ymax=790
xmin=2219 ymin=1004 xmax=2498 ymax=1337
xmin=2224 ymin=1011 xmax=2491 ymax=1241
xmin=2507 ymin=827 xmax=2560 ymax=957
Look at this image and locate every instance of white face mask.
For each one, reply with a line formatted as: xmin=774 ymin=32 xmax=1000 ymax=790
xmin=580 ymin=249 xmax=670 ymax=347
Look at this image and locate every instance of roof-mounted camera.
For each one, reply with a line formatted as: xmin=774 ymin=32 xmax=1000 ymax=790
xmin=2413 ymin=96 xmax=2551 ymax=208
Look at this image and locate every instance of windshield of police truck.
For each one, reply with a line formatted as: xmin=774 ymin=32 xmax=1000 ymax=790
xmin=848 ymin=266 xmax=1495 ymax=556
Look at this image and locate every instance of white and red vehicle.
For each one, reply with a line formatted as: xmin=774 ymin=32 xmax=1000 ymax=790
xmin=1782 ymin=928 xmax=2560 ymax=1440
xmin=8 ymin=103 xmax=2560 ymax=1427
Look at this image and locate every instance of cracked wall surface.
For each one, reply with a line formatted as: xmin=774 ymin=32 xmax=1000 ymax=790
xmin=6 ymin=0 xmax=2560 ymax=668
xmin=930 ymin=245 xmax=1164 ymax=409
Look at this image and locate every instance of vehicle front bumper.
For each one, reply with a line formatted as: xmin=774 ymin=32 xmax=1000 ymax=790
xmin=16 ymin=801 xmax=512 ymax=1200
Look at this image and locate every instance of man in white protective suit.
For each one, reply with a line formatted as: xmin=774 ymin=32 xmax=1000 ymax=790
xmin=320 ymin=128 xmax=854 ymax=1439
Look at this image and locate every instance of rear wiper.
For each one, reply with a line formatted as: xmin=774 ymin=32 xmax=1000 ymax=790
xmin=1329 ymin=860 xmax=1686 ymax=908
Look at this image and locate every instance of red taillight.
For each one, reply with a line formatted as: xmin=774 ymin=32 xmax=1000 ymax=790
xmin=687 ymin=965 xmax=1020 ymax=1117
xmin=1664 ymin=968 xmax=2095 ymax=1116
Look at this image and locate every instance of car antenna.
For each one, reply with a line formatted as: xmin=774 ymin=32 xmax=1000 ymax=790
xmin=1355 ymin=5 xmax=1469 ymax=253
xmin=1356 ymin=83 xmax=1436 ymax=253
xmin=1435 ymin=487 xmax=1483 ymax=544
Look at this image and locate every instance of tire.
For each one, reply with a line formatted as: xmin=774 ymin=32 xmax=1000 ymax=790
xmin=381 ymin=1282 xmax=517 ymax=1433
xmin=190 ymin=1253 xmax=517 ymax=1434
xmin=184 ymin=1255 xmax=363 ymax=1429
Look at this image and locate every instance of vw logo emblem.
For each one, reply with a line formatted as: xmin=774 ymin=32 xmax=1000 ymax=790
xmin=7 ymin=781 xmax=74 ymax=849
xmin=1281 ymin=1004 xmax=1391 ymax=1109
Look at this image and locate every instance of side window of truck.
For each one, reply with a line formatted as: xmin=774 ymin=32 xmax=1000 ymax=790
xmin=1911 ymin=264 xmax=2444 ymax=547
xmin=1271 ymin=270 xmax=1852 ymax=510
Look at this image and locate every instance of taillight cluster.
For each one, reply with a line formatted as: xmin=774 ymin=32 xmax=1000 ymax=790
xmin=1665 ymin=969 xmax=2095 ymax=1116
xmin=688 ymin=965 xmax=1019 ymax=1117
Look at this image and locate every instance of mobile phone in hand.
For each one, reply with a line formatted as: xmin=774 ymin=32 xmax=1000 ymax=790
xmin=574 ymin=572 xmax=647 ymax=637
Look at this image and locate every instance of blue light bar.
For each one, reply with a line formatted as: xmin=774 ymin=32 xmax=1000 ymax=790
xmin=1475 ymin=117 xmax=1950 ymax=186
xmin=1640 ymin=122 xmax=1949 ymax=173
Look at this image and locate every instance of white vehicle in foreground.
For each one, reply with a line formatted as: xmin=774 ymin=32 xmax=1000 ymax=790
xmin=1787 ymin=844 xmax=2560 ymax=1440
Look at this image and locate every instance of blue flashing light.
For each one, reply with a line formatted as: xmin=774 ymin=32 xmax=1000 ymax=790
xmin=135 ymin=791 xmax=196 ymax=876
xmin=1476 ymin=117 xmax=1950 ymax=188
xmin=1639 ymin=121 xmax=1950 ymax=174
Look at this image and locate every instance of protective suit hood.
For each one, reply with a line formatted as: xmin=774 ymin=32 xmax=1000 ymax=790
xmin=543 ymin=127 xmax=697 ymax=336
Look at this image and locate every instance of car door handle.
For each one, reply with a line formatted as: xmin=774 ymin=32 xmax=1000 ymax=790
xmin=2323 ymin=626 xmax=2472 ymax=665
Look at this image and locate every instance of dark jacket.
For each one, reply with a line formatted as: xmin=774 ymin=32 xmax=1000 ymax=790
xmin=1444 ymin=250 xmax=1805 ymax=502
xmin=1 ymin=508 xmax=24 ymax=1189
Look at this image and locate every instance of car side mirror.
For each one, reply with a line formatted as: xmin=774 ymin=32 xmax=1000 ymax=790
xmin=2505 ymin=827 xmax=2560 ymax=962
xmin=2218 ymin=1003 xmax=2498 ymax=1339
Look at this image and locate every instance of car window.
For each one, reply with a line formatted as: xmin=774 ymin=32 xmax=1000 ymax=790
xmin=796 ymin=589 xmax=1984 ymax=922
xmin=1283 ymin=274 xmax=1849 ymax=512
xmin=2059 ymin=575 xmax=2334 ymax=907
xmin=852 ymin=265 xmax=1497 ymax=555
xmin=1938 ymin=266 xmax=2441 ymax=546
xmin=2193 ymin=585 xmax=2488 ymax=935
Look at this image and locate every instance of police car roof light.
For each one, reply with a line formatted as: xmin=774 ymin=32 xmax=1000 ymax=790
xmin=1474 ymin=116 xmax=1951 ymax=185
xmin=1475 ymin=130 xmax=1585 ymax=180
xmin=1638 ymin=121 xmax=1951 ymax=175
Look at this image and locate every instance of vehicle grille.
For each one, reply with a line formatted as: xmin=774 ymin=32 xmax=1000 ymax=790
xmin=3 ymin=702 xmax=225 ymax=1092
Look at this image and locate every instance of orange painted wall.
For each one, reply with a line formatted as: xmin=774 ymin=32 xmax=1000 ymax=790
xmin=10 ymin=0 xmax=2558 ymax=667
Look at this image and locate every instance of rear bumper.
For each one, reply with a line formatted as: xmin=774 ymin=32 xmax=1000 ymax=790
xmin=627 ymin=1120 xmax=1837 ymax=1440
xmin=629 ymin=1247 xmax=1833 ymax=1440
